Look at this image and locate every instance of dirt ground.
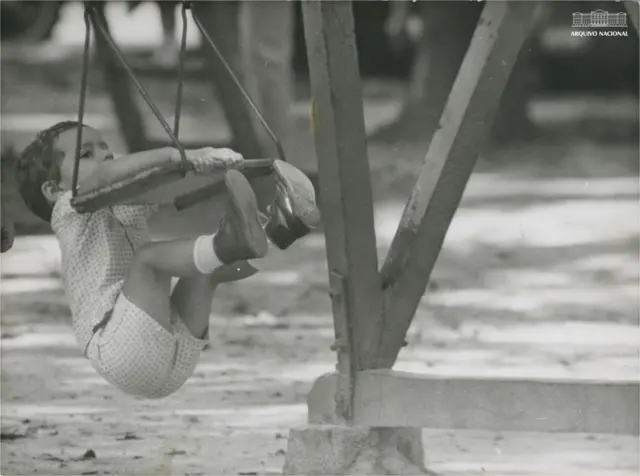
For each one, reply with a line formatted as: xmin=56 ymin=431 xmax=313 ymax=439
xmin=1 ymin=40 xmax=639 ymax=475
xmin=2 ymin=171 xmax=638 ymax=475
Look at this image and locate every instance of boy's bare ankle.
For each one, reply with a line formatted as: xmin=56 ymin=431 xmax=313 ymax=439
xmin=211 ymin=261 xmax=259 ymax=283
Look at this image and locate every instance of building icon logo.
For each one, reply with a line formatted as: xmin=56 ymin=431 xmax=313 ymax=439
xmin=572 ymin=10 xmax=627 ymax=28
xmin=571 ymin=9 xmax=629 ymax=37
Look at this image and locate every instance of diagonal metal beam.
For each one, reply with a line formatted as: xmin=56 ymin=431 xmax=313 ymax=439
xmin=377 ymin=2 xmax=545 ymax=368
xmin=301 ymin=0 xmax=384 ymax=396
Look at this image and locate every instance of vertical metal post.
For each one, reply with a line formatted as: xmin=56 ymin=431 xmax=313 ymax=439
xmin=301 ymin=0 xmax=385 ymax=420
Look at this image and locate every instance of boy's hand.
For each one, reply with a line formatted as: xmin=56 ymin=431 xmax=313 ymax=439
xmin=187 ymin=147 xmax=243 ymax=174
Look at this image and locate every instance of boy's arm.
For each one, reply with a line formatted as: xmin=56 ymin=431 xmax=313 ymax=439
xmin=77 ymin=147 xmax=185 ymax=195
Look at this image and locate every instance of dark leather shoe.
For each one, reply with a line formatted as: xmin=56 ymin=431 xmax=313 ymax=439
xmin=214 ymin=170 xmax=268 ymax=264
xmin=264 ymin=160 xmax=321 ymax=250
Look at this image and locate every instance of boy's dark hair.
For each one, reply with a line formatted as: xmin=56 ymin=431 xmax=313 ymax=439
xmin=15 ymin=121 xmax=82 ymax=222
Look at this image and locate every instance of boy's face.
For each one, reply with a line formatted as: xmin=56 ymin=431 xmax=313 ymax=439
xmin=55 ymin=126 xmax=114 ymax=191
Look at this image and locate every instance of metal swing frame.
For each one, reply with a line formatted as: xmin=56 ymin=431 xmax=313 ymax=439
xmin=283 ymin=5 xmax=639 ymax=472
xmin=70 ymin=1 xmax=284 ymax=214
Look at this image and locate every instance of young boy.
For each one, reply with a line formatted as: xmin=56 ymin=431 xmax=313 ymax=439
xmin=15 ymin=121 xmax=319 ymax=399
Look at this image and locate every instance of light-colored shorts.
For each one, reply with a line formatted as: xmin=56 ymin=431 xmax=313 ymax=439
xmin=86 ymin=294 xmax=208 ymax=399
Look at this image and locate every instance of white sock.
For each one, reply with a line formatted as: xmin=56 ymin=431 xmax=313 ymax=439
xmin=192 ymin=234 xmax=222 ymax=274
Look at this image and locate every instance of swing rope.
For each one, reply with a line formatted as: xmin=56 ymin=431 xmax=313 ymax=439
xmin=71 ymin=7 xmax=92 ymax=198
xmin=89 ymin=4 xmax=190 ymax=176
xmin=72 ymin=1 xmax=191 ymax=197
xmin=173 ymin=1 xmax=190 ymax=139
xmin=70 ymin=1 xmax=284 ymax=212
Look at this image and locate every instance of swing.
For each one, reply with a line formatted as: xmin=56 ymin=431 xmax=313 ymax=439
xmin=70 ymin=1 xmax=285 ymax=214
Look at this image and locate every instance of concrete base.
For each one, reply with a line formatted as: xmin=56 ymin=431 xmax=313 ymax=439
xmin=306 ymin=371 xmax=639 ymax=435
xmin=283 ymin=425 xmax=437 ymax=475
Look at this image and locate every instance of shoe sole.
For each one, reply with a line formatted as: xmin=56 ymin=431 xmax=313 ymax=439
xmin=224 ymin=170 xmax=268 ymax=259
xmin=272 ymin=160 xmax=321 ymax=228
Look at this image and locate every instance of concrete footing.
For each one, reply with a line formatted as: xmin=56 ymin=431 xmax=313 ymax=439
xmin=283 ymin=425 xmax=436 ymax=475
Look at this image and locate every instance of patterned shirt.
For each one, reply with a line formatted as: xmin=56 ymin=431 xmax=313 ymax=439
xmin=51 ymin=191 xmax=158 ymax=356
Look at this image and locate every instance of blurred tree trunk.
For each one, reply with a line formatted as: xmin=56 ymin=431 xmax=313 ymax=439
xmin=193 ymin=1 xmax=303 ymax=207
xmin=491 ymin=34 xmax=541 ymax=144
xmin=192 ymin=1 xmax=265 ymax=160
xmin=240 ymin=1 xmax=295 ymax=158
xmin=373 ymin=2 xmax=539 ymax=144
xmin=91 ymin=1 xmax=148 ymax=152
xmin=240 ymin=1 xmax=317 ymax=174
xmin=193 ymin=1 xmax=306 ymax=168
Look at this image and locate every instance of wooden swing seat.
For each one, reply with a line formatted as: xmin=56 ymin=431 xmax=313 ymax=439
xmin=70 ymin=158 xmax=275 ymax=214
xmin=70 ymin=162 xmax=184 ymax=213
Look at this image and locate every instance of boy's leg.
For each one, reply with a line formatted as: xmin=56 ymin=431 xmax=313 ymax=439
xmin=121 ymin=237 xmax=194 ymax=333
xmin=171 ymin=260 xmax=258 ymax=338
xmin=122 ymin=171 xmax=268 ymax=334
xmin=170 ymin=275 xmax=218 ymax=339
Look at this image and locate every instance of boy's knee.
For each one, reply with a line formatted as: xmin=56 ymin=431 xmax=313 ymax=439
xmin=132 ymin=243 xmax=161 ymax=274
xmin=127 ymin=244 xmax=170 ymax=296
xmin=135 ymin=242 xmax=155 ymax=263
